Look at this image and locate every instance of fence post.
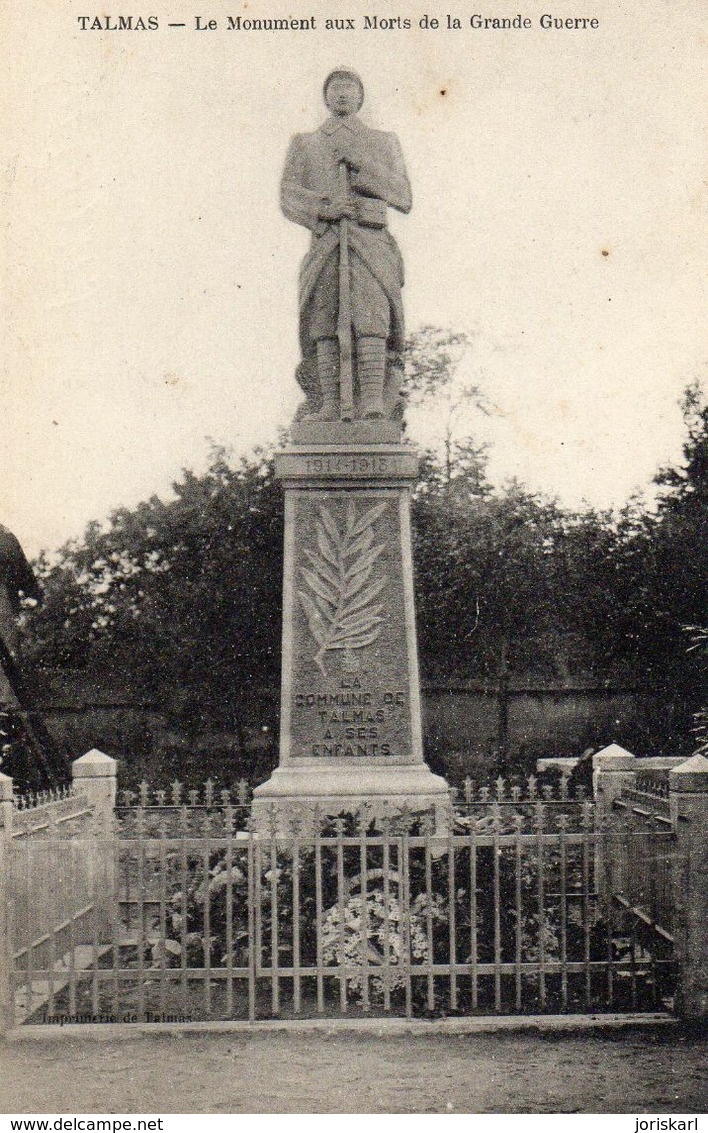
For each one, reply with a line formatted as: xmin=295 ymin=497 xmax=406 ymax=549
xmin=669 ymin=754 xmax=708 ymax=1019
xmin=72 ymin=749 xmax=117 ymax=829
xmin=0 ymin=772 xmax=15 ymax=1033
xmin=592 ymin=744 xmax=637 ymax=819
xmin=72 ymin=750 xmax=118 ymax=943
xmin=593 ymin=745 xmax=636 ymax=906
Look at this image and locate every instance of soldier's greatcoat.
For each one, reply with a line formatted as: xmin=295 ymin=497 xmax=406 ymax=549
xmin=281 ymin=114 xmax=412 ymax=363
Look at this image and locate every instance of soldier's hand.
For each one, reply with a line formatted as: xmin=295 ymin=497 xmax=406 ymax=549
xmin=319 ymin=197 xmax=357 ymax=221
xmin=332 ymin=140 xmax=365 ymax=170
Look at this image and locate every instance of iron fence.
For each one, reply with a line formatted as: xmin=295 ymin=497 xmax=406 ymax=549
xmin=609 ymin=788 xmax=674 ymax=943
xmin=7 ymin=797 xmax=676 ymax=1025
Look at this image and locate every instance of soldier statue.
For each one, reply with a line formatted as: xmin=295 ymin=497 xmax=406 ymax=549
xmin=281 ymin=68 xmax=411 ymax=422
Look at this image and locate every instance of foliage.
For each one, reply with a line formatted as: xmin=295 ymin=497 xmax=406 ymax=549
xmin=685 ymin=624 xmax=708 ymax=756
xmin=402 ymin=326 xmax=476 ymax=403
xmin=19 ymin=336 xmax=707 ymax=768
xmin=402 ymin=326 xmax=489 ymax=497
xmin=142 ymin=822 xmax=594 ymax=1010
xmin=25 ymin=447 xmax=283 ymax=749
xmin=413 ymin=478 xmax=574 ymax=678
xmin=648 ymin=384 xmax=708 ymax=675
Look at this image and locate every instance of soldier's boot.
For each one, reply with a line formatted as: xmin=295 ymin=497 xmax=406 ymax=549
xmin=311 ymin=338 xmax=340 ymax=421
xmin=357 ymin=336 xmax=386 ymax=419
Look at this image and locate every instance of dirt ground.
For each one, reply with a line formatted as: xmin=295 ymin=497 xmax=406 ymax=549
xmin=1 ymin=1023 xmax=706 ymax=1114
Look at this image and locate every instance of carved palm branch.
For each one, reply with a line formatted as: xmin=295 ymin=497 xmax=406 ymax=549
xmin=298 ymin=500 xmax=388 ymax=677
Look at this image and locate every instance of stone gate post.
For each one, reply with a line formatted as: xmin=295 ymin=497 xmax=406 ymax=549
xmin=669 ymin=754 xmax=708 ymax=1019
xmin=72 ymin=750 xmax=117 ymax=942
xmin=593 ymin=744 xmax=637 ymax=901
xmin=592 ymin=743 xmax=637 ymax=820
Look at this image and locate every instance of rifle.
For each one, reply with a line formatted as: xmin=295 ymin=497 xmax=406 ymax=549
xmin=337 ymin=159 xmax=354 ymax=421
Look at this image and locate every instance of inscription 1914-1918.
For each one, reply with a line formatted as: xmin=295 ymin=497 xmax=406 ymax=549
xmin=275 ymin=451 xmax=419 ymax=481
xmin=305 ymin=455 xmax=393 ymax=475
xmin=293 ymin=677 xmax=406 ymax=758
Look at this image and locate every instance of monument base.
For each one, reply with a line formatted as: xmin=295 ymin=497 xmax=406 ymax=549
xmin=291 ymin=420 xmax=402 ymax=445
xmin=251 ymin=763 xmax=452 ymax=833
xmin=256 ymin=440 xmax=451 ymax=836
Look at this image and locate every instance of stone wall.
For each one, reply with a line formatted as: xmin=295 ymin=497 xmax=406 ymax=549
xmin=29 ymin=670 xmax=689 ymax=782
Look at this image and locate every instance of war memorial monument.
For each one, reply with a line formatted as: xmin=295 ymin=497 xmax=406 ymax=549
xmin=252 ymin=69 xmax=450 ymax=829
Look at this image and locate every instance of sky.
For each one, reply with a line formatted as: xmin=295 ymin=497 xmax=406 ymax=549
xmin=2 ymin=0 xmax=706 ymax=556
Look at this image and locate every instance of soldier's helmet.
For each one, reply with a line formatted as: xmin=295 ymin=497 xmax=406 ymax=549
xmin=323 ymin=68 xmax=365 ymax=109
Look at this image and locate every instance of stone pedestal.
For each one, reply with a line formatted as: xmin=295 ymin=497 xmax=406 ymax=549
xmin=252 ymin=439 xmax=450 ymax=831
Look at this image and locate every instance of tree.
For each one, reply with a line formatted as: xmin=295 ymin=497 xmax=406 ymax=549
xmin=26 ymin=447 xmax=283 ymax=746
xmin=22 ymin=341 xmax=707 ymax=774
xmin=650 ymin=383 xmax=708 ymax=654
xmin=554 ymin=383 xmax=708 ymax=748
xmin=402 ymin=326 xmax=489 ymax=498
xmin=685 ymin=625 xmax=708 ymax=756
xmin=642 ymin=384 xmax=708 ymax=735
xmin=655 ymin=382 xmax=708 ymax=514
